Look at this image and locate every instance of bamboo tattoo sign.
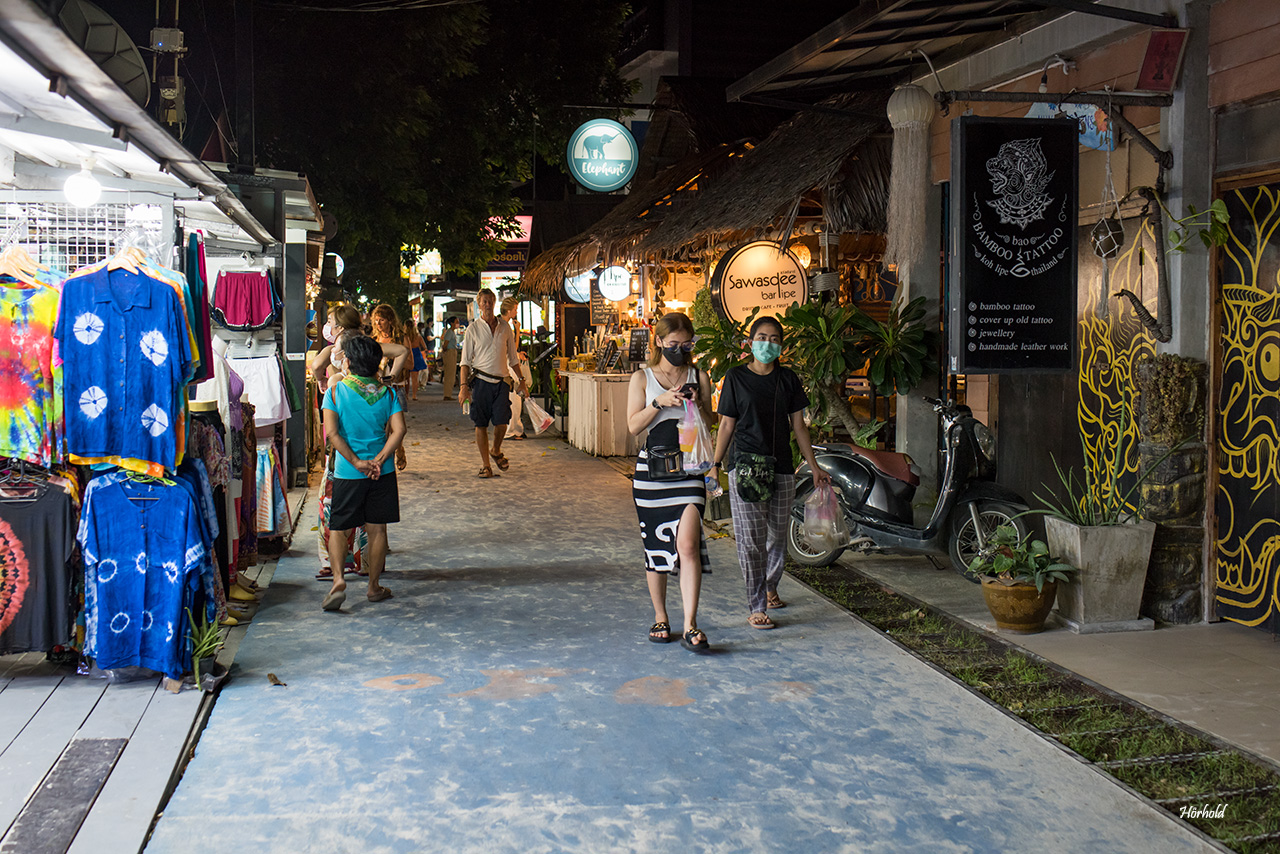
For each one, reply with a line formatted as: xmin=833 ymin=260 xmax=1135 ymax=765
xmin=949 ymin=116 xmax=1078 ymax=373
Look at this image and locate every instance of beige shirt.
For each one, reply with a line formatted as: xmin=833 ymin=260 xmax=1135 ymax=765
xmin=460 ymin=317 xmax=519 ymax=383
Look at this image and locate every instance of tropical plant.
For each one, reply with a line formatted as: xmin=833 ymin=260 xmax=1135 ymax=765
xmin=186 ymin=608 xmax=223 ymax=686
xmin=849 ymin=295 xmax=933 ymax=397
xmin=1165 ymin=198 xmax=1230 ymax=254
xmin=782 ymin=301 xmax=868 ymax=438
xmin=692 ymin=307 xmax=755 ymax=385
xmin=852 ymin=419 xmax=889 ymax=449
xmin=966 ymin=524 xmax=1077 ymax=593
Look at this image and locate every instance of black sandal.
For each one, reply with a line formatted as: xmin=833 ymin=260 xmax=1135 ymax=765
xmin=648 ymin=621 xmax=673 ymax=643
xmin=681 ymin=628 xmax=711 ymax=654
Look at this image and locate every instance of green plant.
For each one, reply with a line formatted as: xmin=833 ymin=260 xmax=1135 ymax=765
xmin=782 ymin=301 xmax=868 ymax=438
xmin=692 ymin=308 xmax=754 ymax=385
xmin=187 ymin=608 xmax=223 ymax=685
xmin=852 ymin=419 xmax=888 ymax=449
xmin=1165 ymin=198 xmax=1229 ymax=253
xmin=690 ymin=283 xmax=717 ymax=331
xmin=966 ymin=524 xmax=1077 ymax=593
xmin=849 ymin=295 xmax=933 ymax=397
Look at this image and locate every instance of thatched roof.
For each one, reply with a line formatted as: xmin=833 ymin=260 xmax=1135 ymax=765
xmin=521 ymin=142 xmax=749 ymax=297
xmin=638 ymin=91 xmax=890 ymax=254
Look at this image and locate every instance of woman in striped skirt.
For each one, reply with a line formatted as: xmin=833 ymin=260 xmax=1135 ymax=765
xmin=627 ymin=312 xmax=715 ymax=654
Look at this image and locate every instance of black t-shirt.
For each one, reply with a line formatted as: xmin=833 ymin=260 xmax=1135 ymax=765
xmin=0 ymin=486 xmax=76 ymax=655
xmin=717 ymin=364 xmax=809 ymax=474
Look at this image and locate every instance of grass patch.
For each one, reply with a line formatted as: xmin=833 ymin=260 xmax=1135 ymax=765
xmin=1062 ymin=725 xmax=1215 ymax=763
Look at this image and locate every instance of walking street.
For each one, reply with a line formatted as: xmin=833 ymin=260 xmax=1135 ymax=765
xmin=146 ymin=396 xmax=1215 ymax=854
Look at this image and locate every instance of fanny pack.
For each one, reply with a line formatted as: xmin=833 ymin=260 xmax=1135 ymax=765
xmin=644 ymin=418 xmax=685 ymax=481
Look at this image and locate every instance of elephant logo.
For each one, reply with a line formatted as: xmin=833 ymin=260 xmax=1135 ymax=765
xmin=567 ymin=119 xmax=637 ymax=192
xmin=583 ymin=133 xmax=617 ymax=159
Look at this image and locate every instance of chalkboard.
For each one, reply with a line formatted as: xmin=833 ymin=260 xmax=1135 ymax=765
xmin=589 ymin=281 xmax=610 ymax=325
xmin=948 ymin=116 xmax=1078 ymax=373
xmin=628 ymin=327 xmax=648 ymax=361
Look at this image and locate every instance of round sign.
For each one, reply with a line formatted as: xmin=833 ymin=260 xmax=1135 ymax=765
xmin=566 ymin=119 xmax=638 ymax=192
xmin=563 ymin=270 xmax=592 ymax=303
xmin=710 ymin=241 xmax=808 ymax=325
xmin=327 ymin=252 xmax=345 ymax=277
xmin=597 ymin=265 xmax=630 ymax=301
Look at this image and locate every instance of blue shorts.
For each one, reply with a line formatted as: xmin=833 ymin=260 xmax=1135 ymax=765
xmin=470 ymin=378 xmax=511 ymax=428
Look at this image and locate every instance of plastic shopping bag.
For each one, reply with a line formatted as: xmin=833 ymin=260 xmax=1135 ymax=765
xmin=680 ymin=400 xmax=713 ymax=474
xmin=803 ymin=484 xmax=848 ymax=551
xmin=523 ymin=395 xmax=555 ymax=435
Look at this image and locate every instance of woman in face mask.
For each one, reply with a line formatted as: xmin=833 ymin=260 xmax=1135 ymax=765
xmin=710 ymin=315 xmax=830 ymax=630
xmin=626 ymin=312 xmax=716 ymax=653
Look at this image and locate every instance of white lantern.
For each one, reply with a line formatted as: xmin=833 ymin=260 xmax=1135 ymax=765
xmin=63 ymin=162 xmax=102 ymax=208
xmin=886 ymin=84 xmax=936 ymax=128
xmin=883 ymin=85 xmax=936 ymax=282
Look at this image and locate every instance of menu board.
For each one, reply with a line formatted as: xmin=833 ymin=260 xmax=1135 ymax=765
xmin=589 ymin=281 xmax=611 ymax=325
xmin=628 ymin=327 xmax=648 ymax=362
xmin=948 ymin=116 xmax=1078 ymax=373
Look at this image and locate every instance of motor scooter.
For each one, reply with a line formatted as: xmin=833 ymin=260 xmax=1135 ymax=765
xmin=788 ymin=397 xmax=1028 ymax=574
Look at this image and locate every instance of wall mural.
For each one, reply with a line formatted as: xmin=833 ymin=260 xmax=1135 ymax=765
xmin=1075 ymin=219 xmax=1156 ymax=509
xmin=1215 ymin=183 xmax=1280 ymax=631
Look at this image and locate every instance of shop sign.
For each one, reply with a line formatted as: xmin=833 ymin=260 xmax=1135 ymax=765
xmin=566 ymin=119 xmax=638 ymax=192
xmin=488 ymin=246 xmax=528 ymax=270
xmin=949 ymin=116 xmax=1078 ymax=373
xmin=597 ymin=265 xmax=630 ymax=300
xmin=564 ymin=270 xmax=592 ymax=303
xmin=710 ymin=241 xmax=807 ymax=325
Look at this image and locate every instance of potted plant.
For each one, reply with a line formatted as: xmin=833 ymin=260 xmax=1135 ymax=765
xmin=1035 ymin=402 xmax=1184 ymax=632
xmin=187 ymin=608 xmax=224 ymax=689
xmin=967 ymin=524 xmax=1077 ymax=634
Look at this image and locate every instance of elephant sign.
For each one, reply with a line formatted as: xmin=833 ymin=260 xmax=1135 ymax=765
xmin=566 ymin=118 xmax=637 ymax=192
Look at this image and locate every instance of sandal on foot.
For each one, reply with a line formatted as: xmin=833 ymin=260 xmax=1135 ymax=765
xmin=322 ymin=589 xmax=346 ymax=611
xmin=748 ymin=612 xmax=776 ymax=630
xmin=491 ymin=452 xmax=510 ymax=471
xmin=316 ymin=567 xmax=334 ymax=581
xmin=367 ymin=587 xmax=394 ymax=603
xmin=648 ymin=621 xmax=674 ymax=643
xmin=681 ymin=628 xmax=711 ymax=654
xmin=478 ymin=467 xmax=499 ymax=478
xmin=766 ymin=591 xmax=787 ymax=609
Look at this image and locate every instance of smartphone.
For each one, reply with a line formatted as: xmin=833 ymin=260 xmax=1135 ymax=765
xmin=679 ymin=382 xmax=699 ymax=399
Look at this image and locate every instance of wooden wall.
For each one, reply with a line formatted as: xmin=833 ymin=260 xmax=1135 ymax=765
xmin=1210 ymin=0 xmax=1280 ymax=108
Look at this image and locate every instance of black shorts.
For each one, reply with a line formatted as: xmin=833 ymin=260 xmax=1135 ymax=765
xmin=330 ymin=473 xmax=399 ymax=530
xmin=469 ymin=378 xmax=511 ymax=428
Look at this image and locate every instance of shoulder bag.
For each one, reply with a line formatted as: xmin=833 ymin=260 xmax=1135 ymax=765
xmin=735 ymin=369 xmax=781 ymax=503
xmin=645 ymin=368 xmax=691 ymax=481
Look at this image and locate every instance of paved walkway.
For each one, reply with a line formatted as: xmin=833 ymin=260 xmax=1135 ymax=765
xmin=146 ymin=391 xmax=1217 ymax=854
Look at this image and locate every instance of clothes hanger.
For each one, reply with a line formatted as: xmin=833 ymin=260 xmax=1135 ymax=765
xmin=0 ymin=246 xmax=45 ymax=288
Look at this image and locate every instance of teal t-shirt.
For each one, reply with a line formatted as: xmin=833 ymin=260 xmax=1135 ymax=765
xmin=322 ymin=383 xmax=403 ymax=479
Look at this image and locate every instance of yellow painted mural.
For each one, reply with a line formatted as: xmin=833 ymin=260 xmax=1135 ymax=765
xmin=1215 ymin=184 xmax=1280 ymax=629
xmin=1076 ymin=220 xmax=1155 ymax=512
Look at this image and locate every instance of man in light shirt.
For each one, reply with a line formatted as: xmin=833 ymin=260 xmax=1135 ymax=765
xmin=459 ymin=289 xmax=528 ymax=478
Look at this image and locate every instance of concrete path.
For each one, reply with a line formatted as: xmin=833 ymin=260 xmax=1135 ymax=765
xmin=146 ymin=392 xmax=1217 ymax=854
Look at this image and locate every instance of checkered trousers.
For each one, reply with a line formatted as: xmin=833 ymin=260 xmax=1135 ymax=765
xmin=727 ymin=471 xmax=796 ymax=614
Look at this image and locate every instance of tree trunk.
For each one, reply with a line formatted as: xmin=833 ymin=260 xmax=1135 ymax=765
xmin=822 ymin=379 xmax=863 ymax=438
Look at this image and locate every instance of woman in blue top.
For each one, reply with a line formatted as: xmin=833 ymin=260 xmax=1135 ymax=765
xmin=320 ymin=335 xmax=407 ymax=611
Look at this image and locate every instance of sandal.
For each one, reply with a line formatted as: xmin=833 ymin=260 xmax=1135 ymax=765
xmin=316 ymin=567 xmax=334 ymax=581
xmin=478 ymin=467 xmax=499 ymax=478
xmin=681 ymin=628 xmax=711 ymax=654
xmin=648 ymin=621 xmax=674 ymax=643
xmin=491 ymin=451 xmax=510 ymax=471
xmin=748 ymin=612 xmax=776 ymax=630
xmin=367 ymin=587 xmax=394 ymax=603
xmin=766 ymin=591 xmax=787 ymax=609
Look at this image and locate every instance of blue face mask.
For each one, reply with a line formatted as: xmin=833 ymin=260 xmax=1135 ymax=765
xmin=752 ymin=340 xmax=782 ymax=364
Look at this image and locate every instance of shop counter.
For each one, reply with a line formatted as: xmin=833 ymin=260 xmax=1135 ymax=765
xmin=560 ymin=371 xmax=640 ymax=457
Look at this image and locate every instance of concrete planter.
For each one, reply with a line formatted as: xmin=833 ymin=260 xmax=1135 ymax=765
xmin=1045 ymin=517 xmax=1157 ymax=633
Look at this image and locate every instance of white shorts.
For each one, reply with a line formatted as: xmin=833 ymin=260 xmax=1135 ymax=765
xmin=228 ymin=355 xmax=292 ymax=427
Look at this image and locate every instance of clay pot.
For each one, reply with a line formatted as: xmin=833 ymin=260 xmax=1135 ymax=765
xmin=980 ymin=578 xmax=1058 ymax=634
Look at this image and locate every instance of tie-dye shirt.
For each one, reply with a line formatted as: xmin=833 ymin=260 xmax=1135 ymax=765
xmin=0 ymin=282 xmax=63 ymax=466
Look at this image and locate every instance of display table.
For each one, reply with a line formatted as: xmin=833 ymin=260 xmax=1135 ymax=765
xmin=561 ymin=371 xmax=640 ymax=457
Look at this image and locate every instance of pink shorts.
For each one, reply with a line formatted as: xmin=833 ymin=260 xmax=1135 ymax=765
xmin=213 ymin=271 xmax=279 ymax=330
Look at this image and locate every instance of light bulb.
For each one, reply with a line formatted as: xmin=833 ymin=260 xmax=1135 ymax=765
xmin=1038 ymin=73 xmax=1048 ymax=94
xmin=64 ymin=167 xmax=101 ymax=207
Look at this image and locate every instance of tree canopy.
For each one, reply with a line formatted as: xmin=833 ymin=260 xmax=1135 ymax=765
xmin=255 ymin=0 xmax=633 ymax=290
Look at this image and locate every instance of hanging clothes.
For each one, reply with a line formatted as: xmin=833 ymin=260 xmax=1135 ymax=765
xmin=228 ymin=355 xmax=291 ymax=427
xmin=56 ymin=262 xmax=196 ymax=474
xmin=79 ymin=474 xmax=209 ymax=679
xmin=0 ymin=280 xmax=64 ymax=466
xmin=0 ymin=483 xmax=76 ymax=654
xmin=212 ymin=269 xmax=279 ymax=331
xmin=187 ymin=234 xmax=215 ymax=384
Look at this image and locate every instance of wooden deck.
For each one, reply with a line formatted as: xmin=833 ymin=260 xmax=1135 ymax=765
xmin=0 ymin=490 xmax=307 ymax=854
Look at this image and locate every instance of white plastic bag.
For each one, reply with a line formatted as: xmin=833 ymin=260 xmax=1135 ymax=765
xmin=803 ymin=484 xmax=848 ymax=551
xmin=523 ymin=395 xmax=555 ymax=434
xmin=679 ymin=400 xmax=713 ymax=474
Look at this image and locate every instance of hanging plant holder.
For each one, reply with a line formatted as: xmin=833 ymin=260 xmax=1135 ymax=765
xmin=1091 ymin=216 xmax=1125 ymax=259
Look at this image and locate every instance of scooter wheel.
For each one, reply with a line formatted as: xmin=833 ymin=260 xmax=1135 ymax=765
xmin=948 ymin=501 xmax=1028 ymax=578
xmin=787 ymin=517 xmax=844 ymax=567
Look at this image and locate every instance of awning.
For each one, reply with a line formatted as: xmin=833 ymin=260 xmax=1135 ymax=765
xmin=0 ymin=0 xmax=274 ymax=246
xmin=726 ymin=1 xmax=1177 ymax=106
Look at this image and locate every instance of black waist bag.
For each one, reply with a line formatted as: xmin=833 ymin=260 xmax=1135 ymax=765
xmin=645 ymin=419 xmax=684 ymax=481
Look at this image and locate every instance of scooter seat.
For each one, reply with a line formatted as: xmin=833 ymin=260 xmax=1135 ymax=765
xmin=829 ymin=443 xmax=919 ymax=487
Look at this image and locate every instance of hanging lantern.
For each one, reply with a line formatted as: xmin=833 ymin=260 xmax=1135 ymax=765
xmin=883 ymin=84 xmax=936 ymax=286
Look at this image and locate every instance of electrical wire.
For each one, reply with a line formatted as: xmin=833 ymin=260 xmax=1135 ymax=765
xmin=195 ymin=0 xmax=237 ymax=158
xmin=259 ymin=0 xmax=481 ymax=10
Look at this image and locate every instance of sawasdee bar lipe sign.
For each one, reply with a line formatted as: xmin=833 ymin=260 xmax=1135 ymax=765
xmin=710 ymin=241 xmax=808 ymax=325
xmin=949 ymin=116 xmax=1078 ymax=373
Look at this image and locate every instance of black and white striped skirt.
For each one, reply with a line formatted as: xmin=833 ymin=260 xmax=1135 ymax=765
xmin=632 ymin=450 xmax=711 ymax=575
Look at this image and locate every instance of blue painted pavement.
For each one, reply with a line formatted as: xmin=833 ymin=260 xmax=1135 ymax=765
xmin=146 ymin=396 xmax=1215 ymax=854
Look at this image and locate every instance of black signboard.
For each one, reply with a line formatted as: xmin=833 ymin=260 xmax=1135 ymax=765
xmin=589 ymin=281 xmax=610 ymax=325
xmin=949 ymin=116 xmax=1078 ymax=373
xmin=628 ymin=327 xmax=648 ymax=362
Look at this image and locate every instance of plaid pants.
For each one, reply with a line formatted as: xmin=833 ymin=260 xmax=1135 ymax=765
xmin=728 ymin=470 xmax=796 ymax=614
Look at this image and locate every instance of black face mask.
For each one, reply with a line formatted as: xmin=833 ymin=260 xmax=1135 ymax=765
xmin=661 ymin=345 xmax=689 ymax=366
